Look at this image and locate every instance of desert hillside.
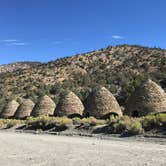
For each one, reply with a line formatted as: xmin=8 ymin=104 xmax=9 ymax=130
xmin=0 ymin=62 xmax=41 ymax=74
xmin=0 ymin=45 xmax=165 ymax=112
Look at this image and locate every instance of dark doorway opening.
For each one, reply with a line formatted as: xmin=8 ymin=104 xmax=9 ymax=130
xmin=101 ymin=112 xmax=119 ymax=119
xmin=160 ymin=80 xmax=166 ymax=89
xmin=85 ymin=112 xmax=90 ymax=118
xmin=68 ymin=113 xmax=83 ymax=119
xmin=132 ymin=110 xmax=139 ymax=117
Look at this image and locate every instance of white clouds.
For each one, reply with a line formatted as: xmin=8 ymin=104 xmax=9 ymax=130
xmin=2 ymin=39 xmax=19 ymax=42
xmin=112 ymin=35 xmax=124 ymax=39
xmin=1 ymin=39 xmax=28 ymax=46
xmin=52 ymin=41 xmax=63 ymax=45
xmin=5 ymin=42 xmax=27 ymax=46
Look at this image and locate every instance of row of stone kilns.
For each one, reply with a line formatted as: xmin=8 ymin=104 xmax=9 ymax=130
xmin=0 ymin=79 xmax=166 ymax=119
xmin=0 ymin=86 xmax=122 ymax=119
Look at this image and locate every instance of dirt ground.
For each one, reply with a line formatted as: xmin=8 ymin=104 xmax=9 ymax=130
xmin=0 ymin=131 xmax=165 ymax=166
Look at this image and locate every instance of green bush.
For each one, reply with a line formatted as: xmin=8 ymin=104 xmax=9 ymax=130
xmin=72 ymin=116 xmax=107 ymax=126
xmin=157 ymin=114 xmax=166 ymax=125
xmin=72 ymin=117 xmax=82 ymax=125
xmin=0 ymin=114 xmax=166 ymax=136
xmin=109 ymin=116 xmax=144 ymax=136
xmin=142 ymin=113 xmax=166 ymax=130
xmin=0 ymin=119 xmax=23 ymax=129
xmin=26 ymin=116 xmax=72 ymax=128
xmin=128 ymin=121 xmax=144 ymax=135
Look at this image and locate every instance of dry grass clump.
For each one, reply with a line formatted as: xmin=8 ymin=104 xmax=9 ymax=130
xmin=72 ymin=117 xmax=107 ymax=126
xmin=26 ymin=116 xmax=72 ymax=129
xmin=108 ymin=116 xmax=144 ymax=136
xmin=5 ymin=119 xmax=23 ymax=128
xmin=141 ymin=113 xmax=166 ymax=130
xmin=0 ymin=119 xmax=24 ymax=129
xmin=0 ymin=114 xmax=165 ymax=136
xmin=0 ymin=120 xmax=4 ymax=128
xmin=108 ymin=113 xmax=166 ymax=135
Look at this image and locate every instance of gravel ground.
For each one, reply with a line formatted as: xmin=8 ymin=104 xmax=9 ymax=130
xmin=0 ymin=131 xmax=165 ymax=166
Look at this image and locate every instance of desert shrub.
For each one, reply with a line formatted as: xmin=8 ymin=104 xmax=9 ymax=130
xmin=26 ymin=116 xmax=72 ymax=129
xmin=128 ymin=121 xmax=144 ymax=135
xmin=157 ymin=114 xmax=166 ymax=125
xmin=109 ymin=116 xmax=144 ymax=136
xmin=56 ymin=117 xmax=73 ymax=126
xmin=72 ymin=116 xmax=107 ymax=126
xmin=5 ymin=120 xmax=22 ymax=128
xmin=0 ymin=119 xmax=23 ymax=129
xmin=142 ymin=113 xmax=166 ymax=130
xmin=72 ymin=117 xmax=82 ymax=125
xmin=142 ymin=115 xmax=160 ymax=130
xmin=81 ymin=117 xmax=107 ymax=126
xmin=0 ymin=120 xmax=4 ymax=128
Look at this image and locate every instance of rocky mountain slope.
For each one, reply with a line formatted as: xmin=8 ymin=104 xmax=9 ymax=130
xmin=0 ymin=62 xmax=41 ymax=74
xmin=0 ymin=45 xmax=165 ymax=112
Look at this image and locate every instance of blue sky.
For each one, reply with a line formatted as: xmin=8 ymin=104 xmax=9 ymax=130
xmin=0 ymin=0 xmax=166 ymax=64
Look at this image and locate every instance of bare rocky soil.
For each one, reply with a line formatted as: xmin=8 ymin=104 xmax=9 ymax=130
xmin=0 ymin=131 xmax=165 ymax=166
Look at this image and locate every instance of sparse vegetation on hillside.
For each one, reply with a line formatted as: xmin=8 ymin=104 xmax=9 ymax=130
xmin=0 ymin=45 xmax=166 ymax=112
